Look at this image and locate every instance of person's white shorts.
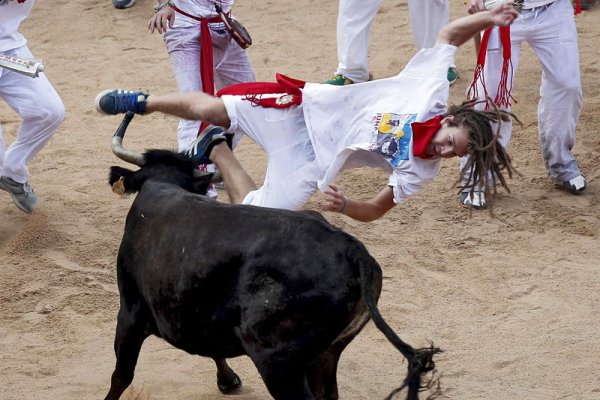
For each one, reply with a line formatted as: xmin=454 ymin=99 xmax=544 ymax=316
xmin=221 ymin=95 xmax=321 ymax=210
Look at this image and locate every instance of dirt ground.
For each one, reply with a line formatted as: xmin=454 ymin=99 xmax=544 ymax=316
xmin=1 ymin=1 xmax=599 ymax=399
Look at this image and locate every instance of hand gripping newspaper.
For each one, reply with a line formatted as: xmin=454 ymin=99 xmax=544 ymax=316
xmin=0 ymin=54 xmax=45 ymax=78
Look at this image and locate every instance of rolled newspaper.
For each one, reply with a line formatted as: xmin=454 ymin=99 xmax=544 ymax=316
xmin=484 ymin=0 xmax=524 ymax=11
xmin=0 ymin=54 xmax=45 ymax=78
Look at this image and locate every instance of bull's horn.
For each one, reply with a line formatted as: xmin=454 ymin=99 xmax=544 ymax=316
xmin=111 ymin=112 xmax=146 ymax=166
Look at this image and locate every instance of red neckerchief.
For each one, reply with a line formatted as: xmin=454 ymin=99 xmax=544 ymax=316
xmin=411 ymin=115 xmax=443 ymax=159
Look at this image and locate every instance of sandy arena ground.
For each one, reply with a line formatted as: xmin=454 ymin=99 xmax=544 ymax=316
xmin=0 ymin=1 xmax=599 ymax=399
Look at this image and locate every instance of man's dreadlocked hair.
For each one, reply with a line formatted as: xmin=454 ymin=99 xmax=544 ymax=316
xmin=443 ymin=99 xmax=521 ymax=210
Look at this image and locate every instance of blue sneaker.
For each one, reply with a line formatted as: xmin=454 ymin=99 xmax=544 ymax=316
xmin=184 ymin=125 xmax=232 ymax=165
xmin=95 ymin=89 xmax=148 ymax=115
xmin=113 ymin=0 xmax=136 ymax=9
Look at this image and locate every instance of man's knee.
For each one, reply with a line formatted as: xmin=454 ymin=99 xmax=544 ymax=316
xmin=27 ymin=96 xmax=65 ymax=131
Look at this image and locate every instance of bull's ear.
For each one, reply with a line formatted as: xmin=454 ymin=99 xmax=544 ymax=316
xmin=109 ymin=166 xmax=136 ymax=195
xmin=112 ymin=177 xmax=126 ymax=195
xmin=192 ymin=173 xmax=214 ymax=196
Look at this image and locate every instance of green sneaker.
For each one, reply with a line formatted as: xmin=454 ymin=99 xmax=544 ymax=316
xmin=447 ymin=67 xmax=458 ymax=86
xmin=323 ymin=74 xmax=354 ymax=86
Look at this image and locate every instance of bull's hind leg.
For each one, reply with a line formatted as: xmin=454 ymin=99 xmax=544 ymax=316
xmin=104 ymin=307 xmax=149 ymax=400
xmin=213 ymin=358 xmax=242 ymax=394
xmin=306 ymin=309 xmax=370 ymax=400
xmin=256 ymin=365 xmax=314 ymax=400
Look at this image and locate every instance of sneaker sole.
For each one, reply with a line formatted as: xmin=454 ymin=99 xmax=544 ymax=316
xmin=94 ymin=89 xmax=118 ymax=115
xmin=559 ymin=184 xmax=587 ymax=194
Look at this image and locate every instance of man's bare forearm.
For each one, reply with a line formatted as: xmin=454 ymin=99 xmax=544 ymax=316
xmin=436 ymin=4 xmax=518 ymax=47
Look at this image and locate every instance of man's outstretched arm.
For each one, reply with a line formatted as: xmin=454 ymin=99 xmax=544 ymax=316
xmin=322 ymin=184 xmax=396 ymax=222
xmin=436 ymin=3 xmax=518 ymax=47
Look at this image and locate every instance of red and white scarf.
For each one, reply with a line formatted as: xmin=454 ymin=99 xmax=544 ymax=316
xmin=468 ymin=1 xmax=582 ymax=108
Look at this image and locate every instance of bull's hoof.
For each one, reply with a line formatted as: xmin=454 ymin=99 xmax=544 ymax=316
xmin=217 ymin=373 xmax=242 ymax=394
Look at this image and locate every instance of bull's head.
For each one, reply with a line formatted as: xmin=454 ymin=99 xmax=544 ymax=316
xmin=108 ymin=112 xmax=216 ymax=196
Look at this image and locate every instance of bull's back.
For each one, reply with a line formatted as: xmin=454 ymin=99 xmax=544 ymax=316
xmin=118 ymin=183 xmax=378 ymax=358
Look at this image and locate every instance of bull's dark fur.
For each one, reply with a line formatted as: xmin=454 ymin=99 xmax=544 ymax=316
xmin=108 ymin=149 xmax=213 ymax=196
xmin=105 ymin=149 xmax=441 ymax=400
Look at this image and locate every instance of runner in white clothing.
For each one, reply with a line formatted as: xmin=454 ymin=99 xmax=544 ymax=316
xmin=324 ymin=0 xmax=458 ymax=86
xmin=148 ymin=0 xmax=255 ymax=198
xmin=0 ymin=0 xmax=65 ymax=214
xmin=95 ymin=5 xmax=519 ymax=222
xmin=460 ymin=0 xmax=587 ymax=209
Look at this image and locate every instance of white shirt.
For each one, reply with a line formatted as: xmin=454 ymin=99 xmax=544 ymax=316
xmin=0 ymin=0 xmax=35 ymax=52
xmin=301 ymin=44 xmax=456 ymax=204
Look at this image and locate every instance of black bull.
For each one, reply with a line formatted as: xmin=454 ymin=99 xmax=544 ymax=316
xmin=104 ymin=113 xmax=441 ymax=400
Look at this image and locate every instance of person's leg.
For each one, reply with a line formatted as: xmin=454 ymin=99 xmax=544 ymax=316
xmin=528 ymin=0 xmax=584 ymax=191
xmin=409 ymin=0 xmax=456 ymax=83
xmin=146 ymin=92 xmax=231 ymax=127
xmin=408 ymin=0 xmax=449 ymax=49
xmin=212 ymin=26 xmax=256 ymax=149
xmin=0 ymin=46 xmax=64 ymax=213
xmin=96 ymin=87 xmax=231 ymax=127
xmin=165 ymin=25 xmax=205 ymax=151
xmin=0 ymin=47 xmax=65 ymax=184
xmin=166 ymin=24 xmax=226 ymax=198
xmin=209 ymin=142 xmax=256 ymax=204
xmin=458 ymin=28 xmax=523 ymax=207
xmin=216 ymin=98 xmax=319 ymax=210
xmin=212 ymin=31 xmax=256 ymax=90
xmin=330 ymin=0 xmax=382 ymax=83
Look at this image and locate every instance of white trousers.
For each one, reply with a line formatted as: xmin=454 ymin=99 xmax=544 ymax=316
xmin=0 ymin=45 xmax=64 ymax=184
xmin=164 ymin=23 xmax=255 ymax=151
xmin=222 ymin=95 xmax=320 ymax=210
xmin=335 ymin=0 xmax=449 ymax=82
xmin=460 ymin=0 xmax=583 ymax=183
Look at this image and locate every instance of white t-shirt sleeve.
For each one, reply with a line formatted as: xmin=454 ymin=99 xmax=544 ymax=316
xmin=388 ymin=158 xmax=441 ymax=204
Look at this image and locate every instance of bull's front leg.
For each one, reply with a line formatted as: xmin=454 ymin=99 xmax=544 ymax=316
xmin=104 ymin=308 xmax=149 ymax=400
xmin=213 ymin=358 xmax=242 ymax=393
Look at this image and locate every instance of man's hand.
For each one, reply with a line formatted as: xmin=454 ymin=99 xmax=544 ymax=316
xmin=148 ymin=7 xmax=175 ymax=34
xmin=466 ymin=0 xmax=485 ymax=14
xmin=489 ymin=3 xmax=519 ymax=26
xmin=438 ymin=2 xmax=517 ymax=47
xmin=322 ymin=184 xmax=347 ymax=213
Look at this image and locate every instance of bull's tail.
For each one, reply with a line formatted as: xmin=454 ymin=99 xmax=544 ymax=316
xmin=355 ymin=244 xmax=442 ymax=400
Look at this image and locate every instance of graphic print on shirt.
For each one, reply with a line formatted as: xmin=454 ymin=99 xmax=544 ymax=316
xmin=369 ymin=113 xmax=416 ymax=167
